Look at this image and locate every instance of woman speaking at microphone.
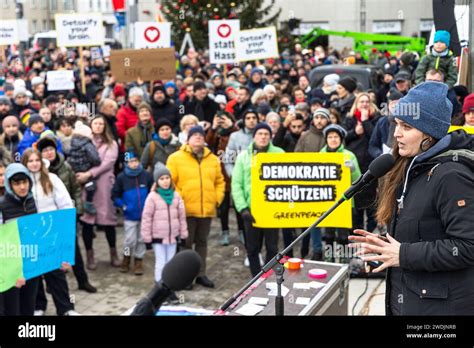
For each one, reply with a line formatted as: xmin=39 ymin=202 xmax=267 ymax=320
xmin=349 ymin=82 xmax=474 ymax=315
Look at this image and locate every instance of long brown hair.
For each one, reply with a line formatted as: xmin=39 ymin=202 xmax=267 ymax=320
xmin=21 ymin=148 xmax=53 ymax=195
xmin=375 ymin=141 xmax=410 ymax=224
xmin=90 ymin=114 xmax=114 ymax=145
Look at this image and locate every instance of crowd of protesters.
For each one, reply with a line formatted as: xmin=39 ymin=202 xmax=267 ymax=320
xmin=0 ymin=28 xmax=473 ymax=315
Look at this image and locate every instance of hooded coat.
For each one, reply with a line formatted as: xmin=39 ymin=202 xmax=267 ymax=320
xmin=386 ymin=130 xmax=474 ymax=315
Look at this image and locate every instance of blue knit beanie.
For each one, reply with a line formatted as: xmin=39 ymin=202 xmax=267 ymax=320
xmin=393 ymin=82 xmax=452 ymax=140
xmin=434 ymin=30 xmax=450 ymax=47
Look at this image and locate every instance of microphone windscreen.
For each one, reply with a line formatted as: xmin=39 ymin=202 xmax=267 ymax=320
xmin=162 ymin=250 xmax=202 ymax=291
xmin=368 ymin=153 xmax=396 ymax=178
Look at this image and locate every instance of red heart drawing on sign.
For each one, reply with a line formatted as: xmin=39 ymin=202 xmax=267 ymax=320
xmin=217 ymin=24 xmax=231 ymax=38
xmin=144 ymin=26 xmax=160 ymax=43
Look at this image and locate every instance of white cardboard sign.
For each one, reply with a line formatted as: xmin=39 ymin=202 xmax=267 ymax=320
xmin=0 ymin=20 xmax=19 ymax=46
xmin=55 ymin=13 xmax=105 ymax=47
xmin=134 ymin=22 xmax=171 ymax=49
xmin=47 ymin=70 xmax=75 ymax=91
xmin=208 ymin=20 xmax=240 ymax=64
xmin=236 ymin=26 xmax=279 ymax=62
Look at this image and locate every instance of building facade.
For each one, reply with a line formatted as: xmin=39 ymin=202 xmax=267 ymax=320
xmin=273 ymin=0 xmax=434 ymax=50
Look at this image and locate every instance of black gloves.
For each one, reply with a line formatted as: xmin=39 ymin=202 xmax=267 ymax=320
xmin=145 ymin=243 xmax=153 ymax=250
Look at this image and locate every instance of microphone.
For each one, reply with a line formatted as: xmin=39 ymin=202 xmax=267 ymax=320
xmin=343 ymin=153 xmax=395 ymax=200
xmin=130 ymin=250 xmax=202 ymax=316
xmin=220 ymin=154 xmax=396 ymax=313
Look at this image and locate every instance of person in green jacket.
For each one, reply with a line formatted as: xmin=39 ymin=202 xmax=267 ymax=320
xmin=320 ymin=124 xmax=361 ymax=262
xmin=414 ymin=30 xmax=458 ymax=88
xmin=231 ymin=123 xmax=284 ymax=277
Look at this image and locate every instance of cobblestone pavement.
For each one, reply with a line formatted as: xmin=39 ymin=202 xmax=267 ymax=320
xmin=41 ymin=211 xmax=385 ymax=316
xmin=44 ymin=212 xmax=252 ymax=315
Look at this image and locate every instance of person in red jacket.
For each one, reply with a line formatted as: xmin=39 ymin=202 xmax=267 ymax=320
xmin=116 ymin=87 xmax=144 ymax=148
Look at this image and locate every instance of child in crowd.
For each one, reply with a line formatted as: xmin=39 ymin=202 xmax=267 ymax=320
xmin=112 ymin=150 xmax=153 ymax=275
xmin=56 ymin=117 xmax=75 ymax=157
xmin=415 ymin=30 xmax=458 ymax=88
xmin=141 ymin=164 xmax=188 ymax=303
xmin=67 ymin=121 xmax=101 ymax=215
xmin=0 ymin=116 xmax=23 ymax=161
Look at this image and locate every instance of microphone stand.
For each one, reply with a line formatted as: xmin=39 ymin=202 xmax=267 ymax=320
xmin=220 ymin=195 xmax=348 ymax=314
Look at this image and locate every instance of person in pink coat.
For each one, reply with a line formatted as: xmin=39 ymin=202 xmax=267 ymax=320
xmin=141 ymin=163 xmax=188 ymax=303
xmin=76 ymin=115 xmax=119 ymax=270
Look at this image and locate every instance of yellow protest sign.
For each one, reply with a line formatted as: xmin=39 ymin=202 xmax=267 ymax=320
xmin=251 ymin=153 xmax=353 ymax=228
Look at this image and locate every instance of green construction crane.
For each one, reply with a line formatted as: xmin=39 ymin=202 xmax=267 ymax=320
xmin=300 ymin=27 xmax=426 ymax=59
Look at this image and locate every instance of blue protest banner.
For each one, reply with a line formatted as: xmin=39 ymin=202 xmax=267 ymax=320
xmin=17 ymin=208 xmax=76 ymax=280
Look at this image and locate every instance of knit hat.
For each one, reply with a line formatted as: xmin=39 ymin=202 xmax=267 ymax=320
xmin=13 ymin=79 xmax=26 ymax=89
xmin=323 ymin=124 xmax=347 ymax=140
xmin=73 ymin=120 xmax=93 ymax=139
xmin=28 ymin=114 xmax=44 ymax=127
xmin=387 ymin=88 xmax=404 ymax=101
xmin=250 ymin=67 xmax=263 ymax=77
xmin=462 ymin=93 xmax=474 ymax=114
xmin=2 ymin=115 xmax=19 ymax=130
xmin=323 ymin=73 xmax=340 ymax=87
xmin=153 ymin=162 xmax=171 ymax=182
xmin=164 ymin=81 xmax=177 ymax=90
xmin=434 ymin=30 xmax=450 ymax=47
xmin=36 ymin=136 xmax=57 ymax=152
xmin=338 ymin=77 xmax=357 ymax=93
xmin=155 ymin=118 xmax=173 ymax=131
xmin=13 ymin=86 xmax=28 ymax=99
xmin=253 ymin=122 xmax=272 ymax=137
xmin=313 ymin=107 xmax=330 ymax=120
xmin=187 ymin=125 xmax=205 ymax=140
xmin=137 ymin=102 xmax=152 ymax=114
xmin=256 ymin=102 xmax=272 ymax=116
xmin=225 ymin=86 xmax=236 ymax=95
xmin=0 ymin=96 xmax=12 ymax=106
xmin=214 ymin=94 xmax=227 ymax=105
xmin=393 ymin=82 xmax=452 ymax=140
xmin=31 ymin=76 xmax=44 ymax=87
xmin=113 ymin=83 xmax=126 ymax=98
xmin=263 ymin=84 xmax=276 ymax=94
xmin=125 ymin=148 xmax=138 ymax=160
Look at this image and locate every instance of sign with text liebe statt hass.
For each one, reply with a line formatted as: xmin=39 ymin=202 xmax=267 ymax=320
xmin=251 ymin=153 xmax=352 ymax=228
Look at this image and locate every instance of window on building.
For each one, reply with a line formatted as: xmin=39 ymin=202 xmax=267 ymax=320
xmin=2 ymin=0 xmax=8 ymax=9
xmin=43 ymin=19 xmax=48 ymax=30
xmin=31 ymin=0 xmax=36 ymax=8
xmin=64 ymin=0 xmax=74 ymax=11
xmin=41 ymin=0 xmax=48 ymax=9
xmin=50 ymin=0 xmax=57 ymax=10
xmin=32 ymin=20 xmax=38 ymax=32
xmin=50 ymin=20 xmax=55 ymax=30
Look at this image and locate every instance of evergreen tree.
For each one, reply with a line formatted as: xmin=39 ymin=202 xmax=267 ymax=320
xmin=161 ymin=0 xmax=281 ymax=50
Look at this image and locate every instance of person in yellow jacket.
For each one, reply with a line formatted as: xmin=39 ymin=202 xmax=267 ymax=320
xmin=166 ymin=126 xmax=225 ymax=289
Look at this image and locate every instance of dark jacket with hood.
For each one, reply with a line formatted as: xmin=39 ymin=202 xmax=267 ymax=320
xmin=151 ymin=98 xmax=181 ymax=134
xmin=112 ymin=164 xmax=153 ymax=221
xmin=48 ymin=152 xmax=83 ymax=214
xmin=273 ymin=125 xmax=301 ymax=153
xmin=0 ymin=163 xmax=37 ymax=224
xmin=185 ymin=96 xmax=219 ymax=124
xmin=386 ymin=130 xmax=474 ymax=315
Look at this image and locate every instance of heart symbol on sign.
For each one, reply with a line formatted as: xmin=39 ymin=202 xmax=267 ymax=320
xmin=144 ymin=27 xmax=160 ymax=43
xmin=217 ymin=24 xmax=231 ymax=38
